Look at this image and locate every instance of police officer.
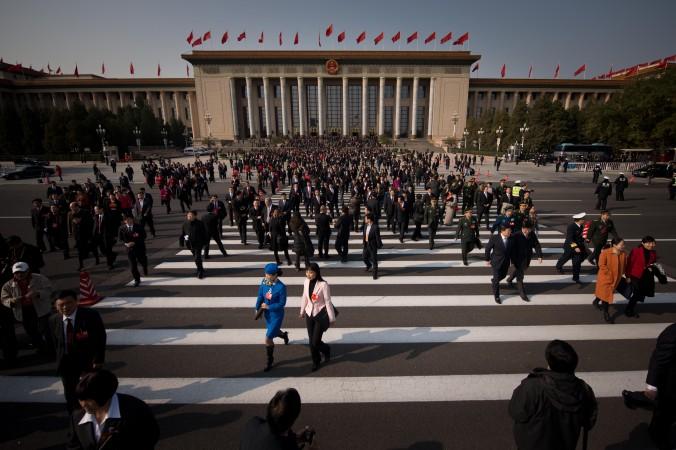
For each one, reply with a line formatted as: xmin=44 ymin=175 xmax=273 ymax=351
xmin=456 ymin=208 xmax=482 ymax=266
xmin=592 ymin=164 xmax=602 ymax=183
xmin=595 ymin=176 xmax=613 ymax=210
xmin=491 ymin=205 xmax=516 ymax=234
xmin=614 ymin=173 xmax=629 ymax=201
xmin=555 ymin=212 xmax=587 ymax=283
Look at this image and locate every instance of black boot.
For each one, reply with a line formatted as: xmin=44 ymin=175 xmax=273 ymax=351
xmin=264 ymin=346 xmax=274 ymax=372
xmin=592 ymin=298 xmax=601 ymax=310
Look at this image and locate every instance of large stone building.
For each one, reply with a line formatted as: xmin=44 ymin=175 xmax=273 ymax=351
xmin=3 ymin=51 xmax=663 ymax=146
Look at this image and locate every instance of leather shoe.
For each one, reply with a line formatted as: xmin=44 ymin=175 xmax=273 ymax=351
xmin=520 ymin=293 xmax=529 ymax=302
xmin=592 ymin=298 xmax=601 ymax=310
xmin=603 ymin=310 xmax=614 ymax=324
xmin=494 ymin=296 xmax=502 ymax=304
xmin=373 ymin=272 xmax=378 ymax=280
xmin=555 ymin=267 xmax=564 ymax=274
xmin=365 ymin=266 xmax=372 ymax=272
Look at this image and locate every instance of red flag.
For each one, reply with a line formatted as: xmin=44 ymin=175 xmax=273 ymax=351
xmin=374 ymin=32 xmax=384 ymax=45
xmin=356 ymin=31 xmax=366 ymax=44
xmin=101 ymin=63 xmax=105 ymax=75
xmin=528 ymin=65 xmax=532 ymax=78
xmin=279 ymin=32 xmax=282 ymax=46
xmin=440 ymin=32 xmax=453 ymax=44
xmin=471 ymin=63 xmax=479 ymax=72
xmin=337 ymin=31 xmax=345 ymax=42
xmin=56 ymin=66 xmax=62 ymax=75
xmin=258 ymin=31 xmax=264 ymax=44
xmin=203 ymin=31 xmax=211 ymax=41
xmin=221 ymin=31 xmax=229 ymax=44
xmin=186 ymin=31 xmax=194 ymax=45
xmin=406 ymin=31 xmax=418 ymax=44
xmin=665 ymin=54 xmax=676 ymax=62
xmin=186 ymin=64 xmax=189 ymax=77
xmin=325 ymin=24 xmax=333 ymax=37
xmin=294 ymin=32 xmax=299 ymax=45
xmin=424 ymin=32 xmax=436 ymax=44
xmin=500 ymin=64 xmax=506 ymax=78
xmin=625 ymin=65 xmax=639 ymax=77
xmin=391 ymin=31 xmax=401 ymax=43
xmin=157 ymin=64 xmax=161 ymax=77
xmin=74 ymin=65 xmax=79 ymax=77
xmin=453 ymin=32 xmax=469 ymax=45
xmin=130 ymin=63 xmax=134 ymax=75
xmin=237 ymin=31 xmax=246 ymax=42
xmin=191 ymin=37 xmax=202 ymax=47
xmin=574 ymin=64 xmax=586 ymax=76
xmin=554 ymin=64 xmax=560 ymax=79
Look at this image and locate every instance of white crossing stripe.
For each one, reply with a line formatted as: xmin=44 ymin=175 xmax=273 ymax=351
xmin=219 ymin=230 xmax=563 ymax=237
xmin=155 ymin=259 xmax=592 ymax=270
xmin=178 ymin=248 xmax=565 ymax=256
xmin=104 ymin=323 xmax=669 ymax=345
xmin=96 ymin=293 xmax=676 ymax=309
xmin=218 ymin=238 xmax=568 ymax=245
xmin=129 ymin=274 xmax=602 ymax=286
xmin=0 ymin=371 xmax=648 ymax=404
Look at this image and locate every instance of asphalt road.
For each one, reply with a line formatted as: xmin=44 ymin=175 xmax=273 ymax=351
xmin=0 ymin=158 xmax=674 ymax=450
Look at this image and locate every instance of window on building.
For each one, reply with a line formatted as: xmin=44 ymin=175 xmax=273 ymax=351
xmin=384 ymin=85 xmax=394 ymax=99
xmin=185 ymin=107 xmax=189 ymax=119
xmin=290 ymin=84 xmax=299 ymax=132
xmin=172 ymin=108 xmax=176 ymax=119
xmin=348 ymin=84 xmax=361 ymax=132
xmin=243 ymin=106 xmax=250 ymax=138
xmin=306 ymin=85 xmax=318 ymax=131
xmin=401 ymin=84 xmax=410 ymax=99
xmin=274 ymin=85 xmax=281 ymax=98
xmin=275 ymin=107 xmax=282 ymax=135
xmin=416 ymin=106 xmax=425 ymax=136
xmin=259 ymin=107 xmax=266 ymax=135
xmin=384 ymin=106 xmax=393 ymax=134
xmin=505 ymin=92 xmax=512 ymax=100
xmin=531 ymin=93 xmax=539 ymax=101
xmin=491 ymin=92 xmax=498 ymax=100
xmin=478 ymin=92 xmax=485 ymax=100
xmin=418 ymin=85 xmax=426 ymax=99
xmin=326 ymin=84 xmax=342 ymax=132
xmin=156 ymin=93 xmax=161 ymax=100
xmin=368 ymin=85 xmax=377 ymax=132
xmin=257 ymin=84 xmax=264 ymax=99
xmin=241 ymin=86 xmax=247 ymax=99
xmin=399 ymin=106 xmax=409 ymax=137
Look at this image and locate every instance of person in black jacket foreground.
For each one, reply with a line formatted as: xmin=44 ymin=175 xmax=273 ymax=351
xmin=179 ymin=211 xmax=209 ymax=279
xmin=509 ymin=339 xmax=597 ymax=450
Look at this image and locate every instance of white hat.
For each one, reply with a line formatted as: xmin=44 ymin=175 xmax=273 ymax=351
xmin=603 ymin=176 xmax=609 ymax=180
xmin=515 ymin=180 xmax=521 ymax=184
xmin=620 ymin=172 xmax=624 ymax=175
xmin=573 ymin=212 xmax=586 ymax=220
xmin=12 ymin=262 xmax=29 ymax=273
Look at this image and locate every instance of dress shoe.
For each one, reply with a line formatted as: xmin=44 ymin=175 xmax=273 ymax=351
xmin=197 ymin=271 xmax=205 ymax=279
xmin=573 ymin=278 xmax=582 ymax=284
xmin=282 ymin=331 xmax=289 ymax=345
xmin=365 ymin=266 xmax=371 ymax=272
xmin=311 ymin=362 xmax=320 ymax=372
xmin=592 ymin=298 xmax=601 ymax=310
xmin=555 ymin=267 xmax=564 ymax=274
xmin=133 ymin=279 xmax=140 ymax=287
xmin=603 ymin=311 xmax=614 ymax=324
xmin=494 ymin=296 xmax=502 ymax=304
xmin=625 ymin=309 xmax=639 ymax=318
xmin=373 ymin=272 xmax=378 ymax=280
xmin=520 ymin=293 xmax=530 ymax=302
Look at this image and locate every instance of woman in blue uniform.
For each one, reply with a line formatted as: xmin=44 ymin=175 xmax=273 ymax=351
xmin=255 ymin=263 xmax=289 ymax=372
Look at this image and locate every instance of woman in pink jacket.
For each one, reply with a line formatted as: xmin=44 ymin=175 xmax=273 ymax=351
xmin=299 ymin=263 xmax=336 ymax=371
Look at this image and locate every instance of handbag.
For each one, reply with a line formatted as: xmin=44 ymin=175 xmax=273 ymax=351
xmin=616 ymin=278 xmax=633 ymax=300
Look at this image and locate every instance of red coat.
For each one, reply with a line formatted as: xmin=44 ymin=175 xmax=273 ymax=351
xmin=625 ymin=246 xmax=657 ymax=281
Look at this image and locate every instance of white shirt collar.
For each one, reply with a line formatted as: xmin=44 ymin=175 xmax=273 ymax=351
xmin=78 ymin=393 xmax=121 ymax=440
xmin=63 ymin=309 xmax=77 ymax=323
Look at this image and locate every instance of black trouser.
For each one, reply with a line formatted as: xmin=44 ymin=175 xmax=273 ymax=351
xmin=274 ymin=248 xmax=291 ymax=264
xmin=162 ymin=198 xmax=172 ymax=214
xmin=491 ymin=263 xmax=510 ymax=297
xmin=0 ymin=305 xmax=17 ymax=362
xmin=317 ymin=233 xmax=330 ymax=257
xmin=140 ymin=214 xmax=156 ymax=237
xmin=507 ymin=264 xmax=528 ymax=294
xmin=76 ymin=240 xmax=93 ymax=268
xmin=616 ymin=189 xmax=625 ymax=201
xmin=191 ymin=247 xmax=204 ymax=273
xmin=595 ymin=196 xmax=608 ymax=210
xmin=204 ymin=232 xmax=227 ymax=257
xmin=650 ymin=401 xmax=676 ymax=450
xmin=34 ymin=227 xmax=46 ymax=252
xmin=237 ymin=217 xmax=248 ymax=243
xmin=428 ymin=223 xmax=438 ymax=249
xmin=305 ymin=308 xmax=330 ymax=365
xmin=352 ymin=213 xmax=361 ymax=232
xmin=60 ymin=362 xmax=85 ymax=413
xmin=253 ymin=221 xmax=265 ymax=247
xmin=625 ymin=280 xmax=645 ymax=313
xmin=461 ymin=238 xmax=481 ymax=264
xmin=335 ymin=238 xmax=349 ymax=261
xmin=363 ymin=245 xmax=378 ymax=273
xmin=226 ymin=205 xmax=234 ymax=225
xmin=179 ymin=198 xmax=192 ymax=213
xmin=128 ymin=249 xmax=148 ymax=282
xmin=295 ymin=252 xmax=311 ymax=269
xmin=556 ymin=247 xmax=584 ymax=280
xmin=93 ymin=235 xmax=116 ymax=267
xmin=398 ymin=221 xmax=407 ymax=240
xmin=386 ymin=212 xmax=395 ymax=230
xmin=412 ymin=221 xmax=422 ymax=240
xmin=20 ymin=306 xmax=51 ymax=353
xmin=477 ymin=208 xmax=490 ymax=229
xmin=589 ymin=242 xmax=605 ymax=265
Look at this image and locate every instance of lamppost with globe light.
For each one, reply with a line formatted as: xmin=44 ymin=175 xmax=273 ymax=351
xmin=495 ymin=126 xmax=504 ymax=162
xmin=133 ymin=126 xmax=141 ymax=154
xmin=96 ymin=124 xmax=106 ymax=163
xmin=463 ymin=128 xmax=470 ymax=150
xmin=477 ymin=128 xmax=485 ymax=153
xmin=519 ymin=123 xmax=529 ymax=160
xmin=161 ymin=127 xmax=168 ymax=150
xmin=183 ymin=127 xmax=192 ymax=148
xmin=204 ymin=112 xmax=212 ymax=149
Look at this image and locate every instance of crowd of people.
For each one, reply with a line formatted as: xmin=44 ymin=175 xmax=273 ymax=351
xmin=0 ymin=134 xmax=673 ymax=449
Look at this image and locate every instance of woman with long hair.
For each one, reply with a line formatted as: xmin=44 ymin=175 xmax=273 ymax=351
xmin=299 ymin=263 xmax=336 ymax=372
xmin=255 ymin=263 xmax=289 ymax=372
xmin=624 ymin=236 xmax=663 ymax=318
xmin=592 ymin=237 xmax=628 ymax=323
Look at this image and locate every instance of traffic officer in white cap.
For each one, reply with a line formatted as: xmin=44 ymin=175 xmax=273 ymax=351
xmin=595 ymin=176 xmax=613 ymax=210
xmin=555 ymin=213 xmax=588 ymax=283
xmin=614 ymin=172 xmax=628 ymax=201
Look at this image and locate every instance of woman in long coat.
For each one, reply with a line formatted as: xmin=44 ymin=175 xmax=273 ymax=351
xmin=593 ymin=237 xmax=628 ymax=323
xmin=255 ymin=263 xmax=289 ymax=372
xmin=624 ymin=236 xmax=659 ymax=318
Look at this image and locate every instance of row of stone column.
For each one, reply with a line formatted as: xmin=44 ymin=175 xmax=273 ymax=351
xmin=237 ymin=76 xmax=434 ymax=138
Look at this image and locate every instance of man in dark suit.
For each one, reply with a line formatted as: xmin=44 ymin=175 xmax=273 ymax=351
xmin=476 ymin=184 xmax=493 ymax=230
xmin=67 ymin=369 xmax=159 ymax=449
xmin=507 ymin=221 xmax=543 ymax=302
xmin=118 ymin=215 xmax=148 ymax=287
xmin=485 ymin=226 xmax=513 ymax=304
xmin=206 ymin=194 xmax=227 ymax=235
xmin=363 ymin=213 xmax=383 ymax=280
xmin=234 ymin=192 xmax=250 ymax=245
xmin=69 ymin=202 xmax=96 ymax=271
xmin=134 ymin=192 xmax=156 ymax=238
xmin=315 ymin=205 xmax=332 ymax=259
xmin=31 ymin=198 xmax=50 ymax=252
xmin=49 ymin=289 xmax=106 ymax=413
xmin=202 ymin=210 xmax=228 ymax=259
xmin=334 ymin=206 xmax=352 ymax=263
xmin=555 ymin=213 xmax=587 ymax=283
xmin=395 ymin=196 xmax=409 ymax=243
xmin=92 ymin=205 xmax=117 ymax=270
xmin=180 ymin=210 xmax=209 ymax=279
xmin=644 ymin=323 xmax=676 ymax=450
xmin=224 ymin=186 xmax=237 ymax=226
xmin=176 ymin=180 xmax=192 ymax=213
xmin=384 ymin=189 xmax=398 ymax=232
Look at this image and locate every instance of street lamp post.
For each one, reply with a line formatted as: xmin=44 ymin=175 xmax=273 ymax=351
xmin=519 ymin=122 xmax=529 ymax=160
xmin=133 ymin=126 xmax=141 ymax=154
xmin=463 ymin=128 xmax=469 ymax=150
xmin=204 ymin=112 xmax=212 ymax=149
xmin=161 ymin=127 xmax=168 ymax=150
xmin=477 ymin=128 xmax=485 ymax=153
xmin=96 ymin=124 xmax=106 ymax=163
xmin=495 ymin=125 xmax=504 ymax=162
xmin=451 ymin=112 xmax=459 ymax=139
xmin=183 ymin=127 xmax=192 ymax=148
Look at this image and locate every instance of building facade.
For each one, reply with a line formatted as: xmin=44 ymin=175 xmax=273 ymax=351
xmin=1 ymin=51 xmax=640 ymax=146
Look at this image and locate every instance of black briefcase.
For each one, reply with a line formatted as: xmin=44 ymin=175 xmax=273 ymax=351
xmin=616 ymin=278 xmax=633 ymax=300
xmin=622 ymin=390 xmax=656 ymax=411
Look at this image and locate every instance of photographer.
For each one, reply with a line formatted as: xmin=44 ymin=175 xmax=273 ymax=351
xmin=240 ymin=388 xmax=315 ymax=450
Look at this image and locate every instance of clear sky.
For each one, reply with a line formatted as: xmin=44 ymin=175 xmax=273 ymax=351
xmin=1 ymin=0 xmax=674 ymax=79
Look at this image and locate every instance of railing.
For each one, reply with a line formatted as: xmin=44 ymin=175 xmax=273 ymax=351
xmin=565 ymin=162 xmax=645 ymax=172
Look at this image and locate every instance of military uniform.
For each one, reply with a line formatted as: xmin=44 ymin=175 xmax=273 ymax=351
xmin=423 ymin=203 xmax=439 ymax=250
xmin=456 ymin=214 xmax=482 ymax=266
xmin=587 ymin=218 xmax=619 ymax=265
xmin=555 ymin=214 xmax=587 ymax=282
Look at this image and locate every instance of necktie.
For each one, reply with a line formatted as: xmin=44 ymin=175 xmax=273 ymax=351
xmin=66 ymin=318 xmax=74 ymax=354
